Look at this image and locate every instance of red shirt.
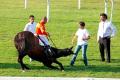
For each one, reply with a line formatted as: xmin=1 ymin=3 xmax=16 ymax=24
xmin=36 ymin=20 xmax=48 ymax=36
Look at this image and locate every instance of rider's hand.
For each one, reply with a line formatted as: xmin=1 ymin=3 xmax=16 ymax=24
xmin=47 ymin=32 xmax=50 ymax=37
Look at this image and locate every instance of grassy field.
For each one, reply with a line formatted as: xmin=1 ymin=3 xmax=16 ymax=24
xmin=0 ymin=0 xmax=120 ymax=77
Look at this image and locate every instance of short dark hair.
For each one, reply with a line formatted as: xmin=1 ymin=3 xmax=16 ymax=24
xmin=43 ymin=16 xmax=47 ymax=20
xmin=100 ymin=13 xmax=107 ymax=19
xmin=29 ymin=15 xmax=34 ymax=18
xmin=79 ymin=21 xmax=85 ymax=26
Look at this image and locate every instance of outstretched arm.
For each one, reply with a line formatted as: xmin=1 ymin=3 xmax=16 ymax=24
xmin=72 ymin=34 xmax=77 ymax=45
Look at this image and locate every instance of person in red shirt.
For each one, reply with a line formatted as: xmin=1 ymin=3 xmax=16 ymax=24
xmin=36 ymin=16 xmax=50 ymax=45
xmin=36 ymin=16 xmax=54 ymax=57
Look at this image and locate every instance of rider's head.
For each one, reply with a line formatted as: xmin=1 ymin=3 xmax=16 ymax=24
xmin=43 ymin=16 xmax=47 ymax=24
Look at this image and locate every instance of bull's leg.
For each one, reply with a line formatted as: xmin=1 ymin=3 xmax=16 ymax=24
xmin=53 ymin=60 xmax=64 ymax=71
xmin=18 ymin=54 xmax=29 ymax=70
xmin=43 ymin=62 xmax=59 ymax=70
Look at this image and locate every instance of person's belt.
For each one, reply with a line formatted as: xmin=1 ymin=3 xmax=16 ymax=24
xmin=100 ymin=36 xmax=110 ymax=39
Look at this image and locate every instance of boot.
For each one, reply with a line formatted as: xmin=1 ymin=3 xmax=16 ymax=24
xmin=83 ymin=60 xmax=88 ymax=66
xmin=44 ymin=45 xmax=55 ymax=58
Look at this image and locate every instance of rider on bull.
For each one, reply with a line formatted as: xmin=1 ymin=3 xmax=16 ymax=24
xmin=35 ymin=16 xmax=55 ymax=57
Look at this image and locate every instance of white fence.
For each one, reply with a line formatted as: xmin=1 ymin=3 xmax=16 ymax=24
xmin=0 ymin=77 xmax=120 ymax=80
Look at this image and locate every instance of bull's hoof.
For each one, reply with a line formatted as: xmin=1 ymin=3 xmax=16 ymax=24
xmin=25 ymin=67 xmax=30 ymax=70
xmin=22 ymin=70 xmax=25 ymax=72
xmin=25 ymin=68 xmax=30 ymax=71
xmin=61 ymin=70 xmax=64 ymax=72
xmin=22 ymin=68 xmax=30 ymax=72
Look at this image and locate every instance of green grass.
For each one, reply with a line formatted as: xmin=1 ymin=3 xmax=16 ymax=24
xmin=0 ymin=0 xmax=120 ymax=77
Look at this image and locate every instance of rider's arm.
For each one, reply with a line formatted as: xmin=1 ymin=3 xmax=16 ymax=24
xmin=40 ymin=24 xmax=48 ymax=36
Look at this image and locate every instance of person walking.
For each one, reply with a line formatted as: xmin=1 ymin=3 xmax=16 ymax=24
xmin=24 ymin=15 xmax=36 ymax=34
xmin=24 ymin=15 xmax=37 ymax=62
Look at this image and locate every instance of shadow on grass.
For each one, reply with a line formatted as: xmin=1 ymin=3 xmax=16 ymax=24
xmin=65 ymin=65 xmax=120 ymax=73
xmin=65 ymin=59 xmax=120 ymax=73
xmin=0 ymin=59 xmax=120 ymax=73
xmin=88 ymin=59 xmax=120 ymax=63
xmin=0 ymin=63 xmax=48 ymax=70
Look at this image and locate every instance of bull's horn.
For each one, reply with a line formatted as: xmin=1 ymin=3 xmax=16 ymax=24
xmin=70 ymin=46 xmax=73 ymax=50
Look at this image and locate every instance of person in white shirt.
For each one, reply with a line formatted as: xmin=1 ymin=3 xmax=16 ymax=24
xmin=70 ymin=21 xmax=90 ymax=66
xmin=23 ymin=15 xmax=37 ymax=62
xmin=24 ymin=15 xmax=36 ymax=34
xmin=97 ymin=13 xmax=116 ymax=63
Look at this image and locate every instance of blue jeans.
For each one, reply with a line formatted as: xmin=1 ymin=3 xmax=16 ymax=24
xmin=70 ymin=44 xmax=88 ymax=66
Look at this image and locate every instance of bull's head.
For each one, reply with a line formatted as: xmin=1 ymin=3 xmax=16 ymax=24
xmin=62 ymin=46 xmax=74 ymax=56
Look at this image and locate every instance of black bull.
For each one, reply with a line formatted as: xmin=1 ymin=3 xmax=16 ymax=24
xmin=14 ymin=31 xmax=74 ymax=71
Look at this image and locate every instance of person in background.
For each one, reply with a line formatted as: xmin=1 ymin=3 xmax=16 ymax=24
xmin=24 ymin=15 xmax=36 ymax=34
xmin=23 ymin=15 xmax=37 ymax=62
xmin=70 ymin=21 xmax=90 ymax=66
xmin=97 ymin=13 xmax=116 ymax=63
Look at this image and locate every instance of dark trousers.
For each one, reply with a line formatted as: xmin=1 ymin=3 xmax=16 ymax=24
xmin=99 ymin=37 xmax=111 ymax=62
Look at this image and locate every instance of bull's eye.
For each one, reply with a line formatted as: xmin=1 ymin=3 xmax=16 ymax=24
xmin=67 ymin=49 xmax=70 ymax=52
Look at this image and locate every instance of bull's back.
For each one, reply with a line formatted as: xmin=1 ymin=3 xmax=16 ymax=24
xmin=14 ymin=31 xmax=38 ymax=53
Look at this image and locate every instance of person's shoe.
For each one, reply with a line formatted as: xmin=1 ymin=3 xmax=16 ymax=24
xmin=70 ymin=64 xmax=74 ymax=66
xmin=101 ymin=58 xmax=105 ymax=62
xmin=70 ymin=62 xmax=74 ymax=66
xmin=107 ymin=60 xmax=111 ymax=63
xmin=85 ymin=64 xmax=88 ymax=66
xmin=83 ymin=60 xmax=88 ymax=66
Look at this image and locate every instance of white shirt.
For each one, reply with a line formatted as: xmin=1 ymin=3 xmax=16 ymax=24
xmin=97 ymin=20 xmax=116 ymax=41
xmin=24 ymin=22 xmax=36 ymax=34
xmin=75 ymin=28 xmax=89 ymax=45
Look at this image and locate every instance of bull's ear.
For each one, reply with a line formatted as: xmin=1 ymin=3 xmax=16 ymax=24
xmin=70 ymin=46 xmax=73 ymax=50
